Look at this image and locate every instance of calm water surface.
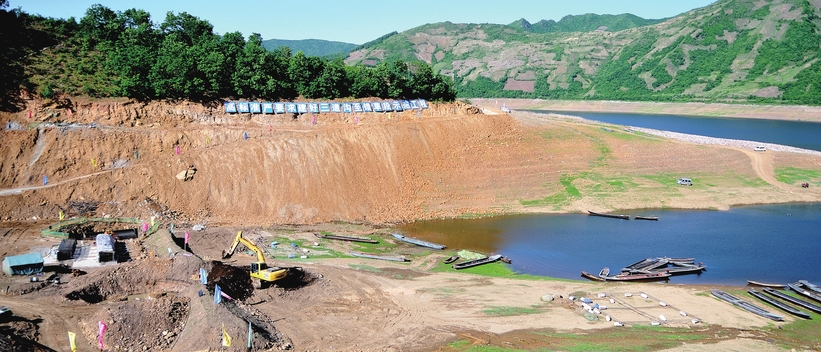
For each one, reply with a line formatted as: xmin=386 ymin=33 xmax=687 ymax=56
xmin=530 ymin=110 xmax=821 ymax=152
xmin=398 ymin=204 xmax=821 ymax=285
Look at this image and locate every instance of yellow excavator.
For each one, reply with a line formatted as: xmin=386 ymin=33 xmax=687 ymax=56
xmin=223 ymin=231 xmax=288 ymax=289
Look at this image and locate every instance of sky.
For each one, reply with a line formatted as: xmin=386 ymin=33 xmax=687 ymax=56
xmin=10 ymin=0 xmax=717 ymax=44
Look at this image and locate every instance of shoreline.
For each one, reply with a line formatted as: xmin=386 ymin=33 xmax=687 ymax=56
xmin=472 ymin=98 xmax=821 ymax=123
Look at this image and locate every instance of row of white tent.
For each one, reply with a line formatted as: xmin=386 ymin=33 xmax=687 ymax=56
xmin=224 ymin=99 xmax=430 ymax=114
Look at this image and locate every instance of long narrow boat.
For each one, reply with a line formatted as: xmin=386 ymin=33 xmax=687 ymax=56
xmin=747 ymin=280 xmax=787 ymax=289
xmin=798 ymin=280 xmax=821 ymax=295
xmin=748 ymin=289 xmax=811 ymax=319
xmin=622 ymin=258 xmax=656 ymax=272
xmin=711 ymin=289 xmax=784 ymax=321
xmin=650 ymin=263 xmax=706 ymax=275
xmin=634 ymin=216 xmax=659 ymax=221
xmin=602 ymin=271 xmax=671 ymax=282
xmin=788 ymin=283 xmax=821 ymax=303
xmin=391 ymin=233 xmax=446 ymax=250
xmin=581 ymin=271 xmax=607 ymax=282
xmin=314 ymin=233 xmax=378 ymax=244
xmin=588 ymin=210 xmax=630 ymax=220
xmin=349 ymin=251 xmax=407 ymax=262
xmin=452 ymin=254 xmax=502 ymax=270
xmin=443 ymin=255 xmax=459 ymax=264
xmin=763 ymin=288 xmax=821 ymax=314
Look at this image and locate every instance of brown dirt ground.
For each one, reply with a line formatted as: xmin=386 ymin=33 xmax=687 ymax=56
xmin=1 ymin=96 xmax=821 ymax=351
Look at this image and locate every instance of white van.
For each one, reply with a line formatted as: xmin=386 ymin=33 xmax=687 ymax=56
xmin=754 ymin=146 xmax=766 ymax=152
xmin=677 ymin=178 xmax=692 ymax=186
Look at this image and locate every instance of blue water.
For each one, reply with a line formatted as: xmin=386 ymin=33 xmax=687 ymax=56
xmin=399 ymin=204 xmax=821 ymax=286
xmin=531 ymin=110 xmax=821 ymax=152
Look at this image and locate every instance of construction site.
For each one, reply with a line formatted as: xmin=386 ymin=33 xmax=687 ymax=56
xmin=2 ymin=95 xmax=821 ymax=351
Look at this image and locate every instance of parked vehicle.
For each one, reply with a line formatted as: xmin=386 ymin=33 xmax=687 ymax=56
xmin=677 ymin=178 xmax=692 ymax=186
xmin=754 ymin=146 xmax=766 ymax=151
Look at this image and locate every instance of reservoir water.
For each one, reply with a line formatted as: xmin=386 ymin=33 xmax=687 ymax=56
xmin=398 ymin=204 xmax=821 ymax=286
xmin=530 ymin=110 xmax=821 ymax=152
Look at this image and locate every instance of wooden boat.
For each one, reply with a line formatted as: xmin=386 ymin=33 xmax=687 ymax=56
xmin=391 ymin=233 xmax=446 ymax=250
xmin=588 ymin=210 xmax=630 ymax=220
xmin=788 ymin=283 xmax=821 ymax=303
xmin=581 ymin=271 xmax=606 ymax=282
xmin=634 ymin=216 xmax=659 ymax=221
xmin=622 ymin=258 xmax=656 ymax=272
xmin=603 ymin=271 xmax=671 ymax=282
xmin=452 ymin=254 xmax=502 ymax=270
xmin=314 ymin=233 xmax=378 ymax=244
xmin=650 ymin=263 xmax=705 ymax=275
xmin=764 ymin=288 xmax=821 ymax=314
xmin=711 ymin=289 xmax=783 ymax=321
xmin=500 ymin=256 xmax=512 ymax=264
xmin=599 ymin=267 xmax=610 ymax=277
xmin=443 ymin=255 xmax=459 ymax=264
xmin=748 ymin=289 xmax=811 ymax=319
xmin=349 ymin=251 xmax=407 ymax=262
xmin=747 ymin=280 xmax=787 ymax=289
xmin=798 ymin=280 xmax=821 ymax=295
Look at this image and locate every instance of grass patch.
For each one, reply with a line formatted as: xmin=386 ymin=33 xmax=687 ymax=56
xmin=775 ymin=167 xmax=821 ymax=184
xmin=520 ymin=174 xmax=581 ymax=208
xmin=348 ymin=264 xmax=381 ymax=272
xmin=482 ymin=305 xmax=544 ymax=316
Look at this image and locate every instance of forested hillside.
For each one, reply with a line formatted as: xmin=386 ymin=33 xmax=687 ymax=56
xmin=0 ymin=3 xmax=455 ymax=111
xmin=346 ymin=0 xmax=821 ymax=105
xmin=261 ymin=38 xmax=356 ymax=59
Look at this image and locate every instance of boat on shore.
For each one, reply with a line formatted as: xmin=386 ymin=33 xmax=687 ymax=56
xmin=443 ymin=255 xmax=459 ymax=264
xmin=349 ymin=251 xmax=407 ymax=262
xmin=392 ymin=233 xmax=446 ymax=250
xmin=788 ymin=283 xmax=821 ymax=303
xmin=500 ymin=256 xmax=512 ymax=264
xmin=634 ymin=216 xmax=659 ymax=221
xmin=711 ymin=289 xmax=783 ymax=321
xmin=314 ymin=233 xmax=378 ymax=244
xmin=588 ymin=210 xmax=630 ymax=220
xmin=763 ymin=288 xmax=821 ymax=314
xmin=452 ymin=254 xmax=502 ymax=270
xmin=603 ymin=271 xmax=671 ymax=282
xmin=747 ymin=280 xmax=787 ymax=289
xmin=798 ymin=280 xmax=821 ymax=294
xmin=581 ymin=271 xmax=606 ymax=282
xmin=748 ymin=289 xmax=811 ymax=319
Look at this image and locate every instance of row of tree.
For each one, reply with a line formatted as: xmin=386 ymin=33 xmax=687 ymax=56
xmin=4 ymin=3 xmax=456 ymax=103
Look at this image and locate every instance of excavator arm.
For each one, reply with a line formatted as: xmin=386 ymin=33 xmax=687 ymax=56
xmin=223 ymin=231 xmax=266 ymax=263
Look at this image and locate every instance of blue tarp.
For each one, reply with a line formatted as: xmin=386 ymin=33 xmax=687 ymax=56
xmin=382 ymin=101 xmax=392 ymax=112
xmin=352 ymin=103 xmax=363 ymax=113
xmin=297 ymin=103 xmax=308 ymax=114
xmin=373 ymin=102 xmax=383 ymax=112
xmin=262 ymin=102 xmax=274 ymax=114
xmin=401 ymin=100 xmax=412 ymax=110
xmin=342 ymin=103 xmax=352 ymax=113
xmin=362 ymin=102 xmax=373 ymax=112
xmin=419 ymin=99 xmax=429 ymax=109
xmin=392 ymin=101 xmax=403 ymax=111
xmin=309 ymin=103 xmax=319 ymax=113
xmin=238 ymin=102 xmax=250 ymax=113
xmin=285 ymin=103 xmax=297 ymax=113
xmin=410 ymin=100 xmax=420 ymax=109
xmin=224 ymin=102 xmax=237 ymax=113
xmin=2 ymin=252 xmax=44 ymax=276
xmin=330 ymin=103 xmax=341 ymax=113
xmin=274 ymin=103 xmax=285 ymax=114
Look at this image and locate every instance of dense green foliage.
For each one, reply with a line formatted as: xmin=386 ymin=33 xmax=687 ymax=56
xmin=513 ymin=13 xmax=667 ymax=33
xmin=260 ymin=38 xmax=356 ymax=59
xmin=2 ymin=4 xmax=455 ymax=106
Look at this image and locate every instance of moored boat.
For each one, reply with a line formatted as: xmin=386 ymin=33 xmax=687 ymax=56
xmin=711 ymin=289 xmax=783 ymax=321
xmin=314 ymin=233 xmax=378 ymax=244
xmin=798 ymin=280 xmax=821 ymax=295
xmin=748 ymin=289 xmax=811 ymax=319
xmin=500 ymin=256 xmax=512 ymax=264
xmin=603 ymin=271 xmax=671 ymax=282
xmin=588 ymin=210 xmax=630 ymax=220
xmin=788 ymin=283 xmax=821 ymax=303
xmin=443 ymin=255 xmax=459 ymax=264
xmin=452 ymin=254 xmax=502 ymax=270
xmin=581 ymin=271 xmax=606 ymax=282
xmin=391 ymin=233 xmax=446 ymax=250
xmin=763 ymin=288 xmax=821 ymax=314
xmin=349 ymin=251 xmax=407 ymax=262
xmin=634 ymin=216 xmax=659 ymax=221
xmin=747 ymin=280 xmax=787 ymax=289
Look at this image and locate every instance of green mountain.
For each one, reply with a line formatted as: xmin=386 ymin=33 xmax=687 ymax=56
xmin=261 ymin=38 xmax=357 ymax=58
xmin=511 ymin=13 xmax=667 ymax=33
xmin=345 ymin=0 xmax=821 ymax=105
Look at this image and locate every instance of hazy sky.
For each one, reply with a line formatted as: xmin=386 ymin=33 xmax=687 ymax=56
xmin=10 ymin=0 xmax=717 ymax=44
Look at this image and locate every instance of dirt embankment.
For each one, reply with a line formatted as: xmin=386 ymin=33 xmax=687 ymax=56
xmin=2 ymin=97 xmax=820 ymax=228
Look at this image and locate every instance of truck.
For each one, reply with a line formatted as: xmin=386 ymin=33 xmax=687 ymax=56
xmin=223 ymin=231 xmax=289 ymax=289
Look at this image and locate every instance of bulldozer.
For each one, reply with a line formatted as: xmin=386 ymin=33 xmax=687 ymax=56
xmin=223 ymin=231 xmax=289 ymax=289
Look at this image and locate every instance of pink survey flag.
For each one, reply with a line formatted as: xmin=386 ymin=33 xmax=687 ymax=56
xmin=184 ymin=231 xmax=190 ymax=244
xmin=98 ymin=321 xmax=108 ymax=350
